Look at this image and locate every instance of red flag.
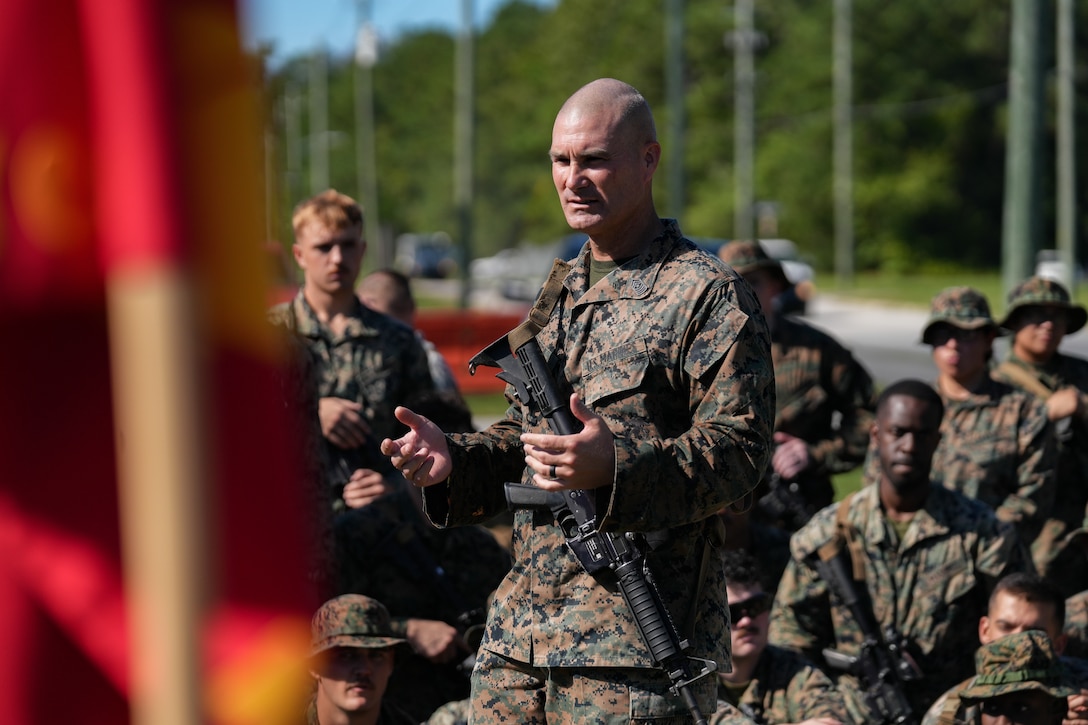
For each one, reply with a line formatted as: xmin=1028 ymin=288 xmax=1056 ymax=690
xmin=0 ymin=1 xmax=316 ymax=723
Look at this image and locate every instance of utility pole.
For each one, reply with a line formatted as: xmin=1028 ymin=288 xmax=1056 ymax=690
xmin=1056 ymin=0 xmax=1076 ymax=291
xmin=284 ymin=81 xmax=302 ymax=223
xmin=665 ymin=0 xmax=685 ymax=218
xmin=455 ymin=0 xmax=475 ymax=309
xmin=833 ymin=0 xmax=854 ymax=286
xmin=309 ymin=45 xmax=329 ymax=193
xmin=354 ymin=0 xmax=384 ymax=267
xmin=731 ymin=0 xmax=756 ymax=241
xmin=1002 ymin=0 xmax=1046 ymax=295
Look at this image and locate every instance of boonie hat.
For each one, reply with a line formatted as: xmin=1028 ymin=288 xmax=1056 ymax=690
xmin=1000 ymin=276 xmax=1087 ymax=334
xmin=921 ymin=286 xmax=1007 ymax=345
xmin=719 ymin=240 xmax=790 ymax=288
xmin=309 ymin=594 xmax=406 ymax=657
xmin=959 ymin=630 xmax=1076 ymax=703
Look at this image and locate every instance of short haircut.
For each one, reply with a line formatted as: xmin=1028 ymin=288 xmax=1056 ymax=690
xmin=561 ymin=78 xmax=657 ymax=145
xmin=721 ymin=549 xmax=762 ymax=590
xmin=359 ymin=268 xmax=415 ymax=321
xmin=876 ymin=378 xmax=944 ymax=420
xmin=292 ymin=189 xmax=363 ymax=239
xmin=990 ymin=572 xmax=1066 ymax=628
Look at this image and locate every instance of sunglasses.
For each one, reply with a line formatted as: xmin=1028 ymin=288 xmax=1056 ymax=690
xmin=729 ymin=592 xmax=771 ymax=623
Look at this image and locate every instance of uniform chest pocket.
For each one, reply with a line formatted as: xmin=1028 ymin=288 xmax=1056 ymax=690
xmin=582 ymin=340 xmax=651 ymax=407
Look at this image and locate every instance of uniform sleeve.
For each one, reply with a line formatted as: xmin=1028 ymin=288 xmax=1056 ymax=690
xmin=422 ymin=411 xmax=527 ymax=527
xmin=994 ymin=397 xmax=1057 ymax=544
xmin=601 ymin=280 xmax=776 ymax=532
xmin=769 ymin=555 xmax=835 ymax=667
xmin=787 ymin=660 xmax=851 ymax=722
xmin=808 ymin=343 xmax=877 ymax=476
xmin=975 ymin=517 xmax=1036 ymax=593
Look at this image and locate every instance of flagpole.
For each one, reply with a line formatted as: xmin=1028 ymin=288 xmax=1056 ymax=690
xmin=108 ymin=269 xmax=207 ymax=725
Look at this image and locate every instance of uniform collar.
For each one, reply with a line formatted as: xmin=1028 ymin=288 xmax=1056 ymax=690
xmin=565 ymin=218 xmax=683 ymax=305
xmin=290 ymin=289 xmax=384 ymax=341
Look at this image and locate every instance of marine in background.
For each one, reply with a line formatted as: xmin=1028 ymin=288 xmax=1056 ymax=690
xmin=720 ymin=240 xmax=876 ymax=530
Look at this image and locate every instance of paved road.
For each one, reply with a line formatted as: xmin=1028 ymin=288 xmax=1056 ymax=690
xmin=806 ymin=293 xmax=1088 ymax=388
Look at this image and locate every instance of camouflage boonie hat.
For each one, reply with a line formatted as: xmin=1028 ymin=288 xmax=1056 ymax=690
xmin=1000 ymin=276 xmax=1087 ymax=334
xmin=921 ymin=286 xmax=1007 ymax=345
xmin=959 ymin=630 xmax=1076 ymax=702
xmin=719 ymin=240 xmax=789 ymax=287
xmin=309 ymin=594 xmax=406 ymax=656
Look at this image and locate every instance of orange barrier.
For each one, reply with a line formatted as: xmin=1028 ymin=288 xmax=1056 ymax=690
xmin=416 ymin=310 xmax=527 ymax=394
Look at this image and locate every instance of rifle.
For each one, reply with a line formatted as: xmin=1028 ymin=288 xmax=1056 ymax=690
xmin=814 ymin=547 xmax=920 ymax=725
xmin=755 ymin=471 xmax=818 ymax=532
xmin=469 ymin=332 xmax=716 ymax=725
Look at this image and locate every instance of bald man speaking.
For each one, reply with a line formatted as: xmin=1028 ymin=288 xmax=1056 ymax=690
xmin=381 ymin=78 xmax=775 ymax=724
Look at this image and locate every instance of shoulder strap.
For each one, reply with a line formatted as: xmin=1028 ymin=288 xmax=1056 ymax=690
xmin=508 ymin=258 xmax=570 ymax=349
xmin=995 ymin=360 xmax=1054 ymax=399
xmin=816 ymin=491 xmax=866 ymax=581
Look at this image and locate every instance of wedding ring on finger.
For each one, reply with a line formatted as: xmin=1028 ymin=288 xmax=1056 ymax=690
xmin=549 ymin=464 xmax=557 ymax=479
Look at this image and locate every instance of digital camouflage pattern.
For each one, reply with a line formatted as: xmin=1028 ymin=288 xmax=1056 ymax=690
xmin=269 ymin=290 xmax=436 ymax=505
xmin=998 ymin=276 xmax=1088 ymax=334
xmin=930 ymin=376 xmax=1057 ymax=547
xmin=769 ymin=483 xmax=1033 ymax=718
xmin=422 ymin=220 xmax=776 ymax=677
xmin=921 ymin=286 xmax=1007 ymax=345
xmin=309 ymin=594 xmax=406 ymax=655
xmin=304 ymin=695 xmax=418 ymax=725
xmin=709 ymin=644 xmax=849 ymax=724
xmin=921 ymin=651 xmax=1088 ymax=725
xmin=423 ymin=698 xmax=471 ymax=725
xmin=960 ymin=629 xmax=1074 ymax=701
xmin=722 ymin=240 xmax=876 ymax=520
xmin=993 ymin=349 xmax=1088 ymax=591
xmin=270 ymin=326 xmax=339 ymax=595
xmin=766 ymin=315 xmax=876 ymax=509
xmin=469 ymin=647 xmax=715 ymax=724
xmin=334 ymin=488 xmax=510 ymax=720
xmin=1064 ymin=590 xmax=1088 ymax=660
xmin=719 ymin=240 xmax=790 ymax=289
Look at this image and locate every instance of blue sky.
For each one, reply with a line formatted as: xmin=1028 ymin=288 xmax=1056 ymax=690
xmin=242 ymin=0 xmax=556 ymax=65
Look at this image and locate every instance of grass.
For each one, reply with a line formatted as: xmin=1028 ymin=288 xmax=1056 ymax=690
xmin=464 ymin=392 xmax=512 ymax=418
xmin=820 ymin=270 xmax=1088 ymax=314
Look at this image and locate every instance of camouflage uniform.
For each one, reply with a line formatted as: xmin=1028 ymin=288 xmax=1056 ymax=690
xmin=931 ymin=375 xmax=1056 ymax=545
xmin=919 ymin=287 xmax=1058 ymax=547
xmin=709 ymin=644 xmax=849 ymax=724
xmin=721 ymin=240 xmax=877 ymax=525
xmin=306 ymin=594 xmax=418 ymax=725
xmin=769 ymin=482 xmax=1033 ymax=719
xmin=269 ymin=290 xmax=436 ymax=506
xmin=919 ymin=630 xmax=1077 ymax=725
xmin=335 ymin=488 xmax=511 ymax=721
xmin=423 ymin=221 xmax=776 ymax=720
xmin=1064 ymin=590 xmax=1088 ymax=660
xmin=992 ymin=277 xmax=1088 ymax=595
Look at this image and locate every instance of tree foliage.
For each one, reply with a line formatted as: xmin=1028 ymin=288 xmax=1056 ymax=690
xmin=263 ymin=0 xmax=1088 ymax=272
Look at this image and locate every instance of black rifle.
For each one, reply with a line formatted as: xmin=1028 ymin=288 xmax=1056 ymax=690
xmin=469 ymin=333 xmax=716 ymax=725
xmin=815 ymin=550 xmax=920 ymax=725
xmin=755 ymin=471 xmax=818 ymax=532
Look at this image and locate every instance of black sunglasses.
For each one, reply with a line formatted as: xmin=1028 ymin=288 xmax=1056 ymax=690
xmin=729 ymin=592 xmax=771 ymax=623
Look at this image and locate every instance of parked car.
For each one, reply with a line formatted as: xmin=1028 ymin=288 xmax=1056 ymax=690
xmin=394 ymin=232 xmax=458 ymax=279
